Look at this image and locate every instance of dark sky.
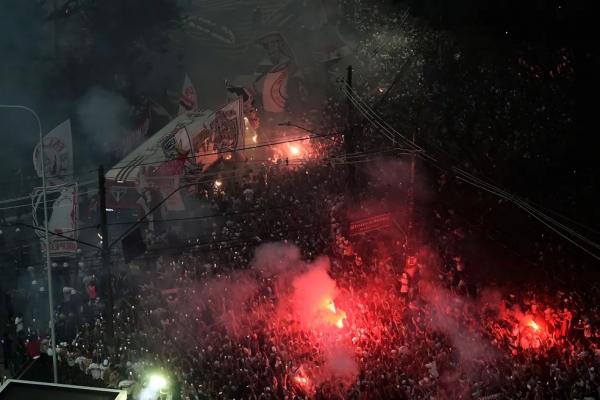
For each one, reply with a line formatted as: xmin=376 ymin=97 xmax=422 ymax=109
xmin=0 ymin=0 xmax=597 ymax=206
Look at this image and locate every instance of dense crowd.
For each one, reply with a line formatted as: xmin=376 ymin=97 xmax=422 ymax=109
xmin=0 ymin=4 xmax=591 ymax=399
xmin=3 ymin=147 xmax=600 ymax=400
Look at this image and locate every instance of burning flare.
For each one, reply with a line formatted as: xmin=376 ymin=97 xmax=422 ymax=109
xmin=323 ymin=298 xmax=346 ymax=329
xmin=528 ymin=320 xmax=540 ymax=331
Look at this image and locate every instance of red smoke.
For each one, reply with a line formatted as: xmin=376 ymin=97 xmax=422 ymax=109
xmin=290 ymin=259 xmax=347 ymax=330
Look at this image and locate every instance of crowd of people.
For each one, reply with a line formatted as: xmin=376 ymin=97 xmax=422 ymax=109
xmin=3 ymin=141 xmax=600 ymax=400
xmin=0 ymin=0 xmax=591 ymax=398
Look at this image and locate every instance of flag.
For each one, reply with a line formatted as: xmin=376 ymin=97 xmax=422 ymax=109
xmin=178 ymin=74 xmax=198 ymax=115
xmin=48 ymin=186 xmax=77 ymax=239
xmin=33 ymin=120 xmax=73 ymax=185
xmin=107 ymin=100 xmax=244 ymax=184
xmin=192 ymin=98 xmax=244 ymax=171
xmin=34 ymin=184 xmax=78 ymax=257
xmin=260 ymin=63 xmax=289 ymax=113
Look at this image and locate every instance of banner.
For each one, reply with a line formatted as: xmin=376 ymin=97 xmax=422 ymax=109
xmin=33 ymin=120 xmax=73 ymax=185
xmin=192 ymin=97 xmax=244 ymax=171
xmin=32 ymin=184 xmax=79 ymax=257
xmin=107 ymin=98 xmax=244 ymax=184
xmin=260 ymin=63 xmax=289 ymax=113
xmin=178 ymin=74 xmax=198 ymax=115
xmin=348 ymin=213 xmax=392 ymax=237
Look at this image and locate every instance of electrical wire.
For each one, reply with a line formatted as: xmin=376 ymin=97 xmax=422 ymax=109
xmin=0 ymin=181 xmax=97 ymax=207
xmin=343 ymin=83 xmax=600 ymax=261
xmin=105 ymin=130 xmax=342 ymax=174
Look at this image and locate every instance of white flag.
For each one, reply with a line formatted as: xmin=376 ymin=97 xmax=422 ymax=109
xmin=178 ymin=74 xmax=198 ymax=115
xmin=33 ymin=120 xmax=73 ymax=185
xmin=260 ymin=63 xmax=289 ymax=113
xmin=34 ymin=184 xmax=78 ymax=256
xmin=48 ymin=187 xmax=77 ymax=239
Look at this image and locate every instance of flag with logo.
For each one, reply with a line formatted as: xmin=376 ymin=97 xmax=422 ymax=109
xmin=107 ymin=100 xmax=244 ymax=186
xmin=259 ymin=63 xmax=289 ymax=113
xmin=178 ymin=74 xmax=198 ymax=115
xmin=191 ymin=98 xmax=244 ymax=171
xmin=33 ymin=120 xmax=73 ymax=185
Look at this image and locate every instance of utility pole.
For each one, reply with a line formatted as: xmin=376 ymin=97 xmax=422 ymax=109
xmin=345 ymin=65 xmax=356 ymax=193
xmin=0 ymin=105 xmax=57 ymax=383
xmin=98 ymin=166 xmax=114 ymax=341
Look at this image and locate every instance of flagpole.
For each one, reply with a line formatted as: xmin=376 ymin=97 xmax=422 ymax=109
xmin=0 ymin=105 xmax=58 ymax=383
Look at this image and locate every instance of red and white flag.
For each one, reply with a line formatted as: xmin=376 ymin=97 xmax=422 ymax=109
xmin=33 ymin=120 xmax=73 ymax=185
xmin=260 ymin=63 xmax=289 ymax=113
xmin=178 ymin=74 xmax=198 ymax=115
xmin=191 ymin=98 xmax=244 ymax=171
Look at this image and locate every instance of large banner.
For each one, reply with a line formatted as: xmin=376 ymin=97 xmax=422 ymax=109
xmin=32 ymin=184 xmax=79 ymax=257
xmin=33 ymin=120 xmax=73 ymax=185
xmin=106 ymin=99 xmax=245 ymax=208
xmin=193 ymin=97 xmax=244 ymax=171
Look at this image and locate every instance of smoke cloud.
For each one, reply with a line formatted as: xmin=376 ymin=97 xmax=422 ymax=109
xmin=419 ymin=280 xmax=499 ymax=366
xmin=183 ymin=241 xmax=358 ymax=385
xmin=76 ymin=87 xmax=130 ymax=163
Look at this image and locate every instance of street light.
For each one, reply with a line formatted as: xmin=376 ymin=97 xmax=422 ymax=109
xmin=0 ymin=105 xmax=58 ymax=383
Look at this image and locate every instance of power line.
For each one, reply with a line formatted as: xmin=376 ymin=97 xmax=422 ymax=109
xmin=8 ymin=213 xmax=339 ymax=271
xmin=0 ymin=170 xmax=98 ymax=193
xmin=0 ymin=130 xmax=337 ymax=206
xmin=0 ymin=181 xmax=97 ymax=206
xmin=13 ymin=147 xmax=411 ymax=237
xmin=343 ymin=83 xmax=600 ymax=261
xmin=105 ymin=129 xmax=342 ymax=174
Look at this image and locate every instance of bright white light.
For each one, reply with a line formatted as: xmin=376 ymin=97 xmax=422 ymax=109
xmin=289 ymin=145 xmax=300 ymax=156
xmin=214 ymin=180 xmax=222 ymax=188
xmin=148 ymin=374 xmax=168 ymax=390
xmin=105 ymin=208 xmax=114 ymax=212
